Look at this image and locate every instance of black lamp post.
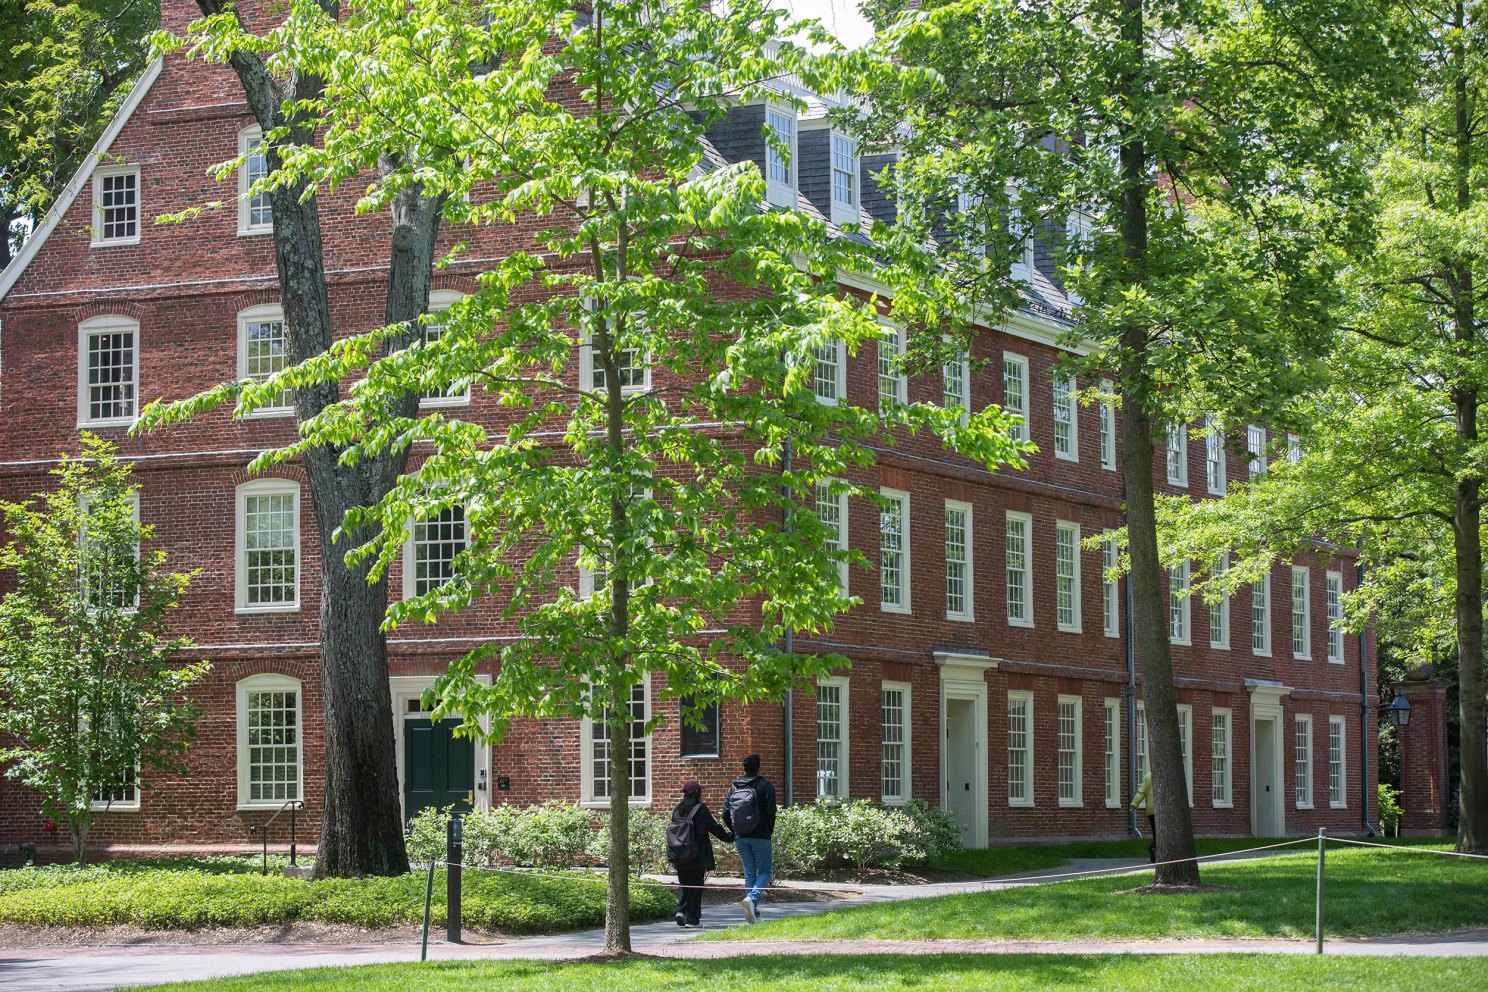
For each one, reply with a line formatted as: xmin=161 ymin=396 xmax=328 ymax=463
xmin=1383 ymin=689 xmax=1412 ymax=728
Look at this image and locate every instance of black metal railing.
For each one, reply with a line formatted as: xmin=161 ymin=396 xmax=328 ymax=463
xmin=247 ymin=800 xmax=304 ymax=876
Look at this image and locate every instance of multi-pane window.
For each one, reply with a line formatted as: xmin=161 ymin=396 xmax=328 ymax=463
xmin=945 ymin=501 xmax=972 ymax=620
xmin=1003 ymin=353 xmax=1029 ymax=442
xmin=1248 ymin=425 xmax=1267 ymax=476
xmin=881 ymin=683 xmax=910 ymax=803
xmin=816 ymin=678 xmax=848 ymax=798
xmin=93 ymin=168 xmax=139 ymax=243
xmin=238 ymin=676 xmax=301 ymax=807
xmin=878 ymin=322 xmax=907 ymax=411
xmin=83 ymin=493 xmax=141 ymax=612
xmin=1295 ymin=715 xmax=1313 ymax=807
xmin=421 ymin=291 xmax=471 ymax=406
xmin=943 ymin=346 xmax=969 ymax=422
xmin=1212 ymin=709 xmax=1232 ymax=806
xmin=80 ymin=316 xmax=137 ymax=424
xmin=1166 ymin=425 xmax=1188 ymax=487
xmin=1103 ymin=698 xmax=1121 ymax=807
xmin=1292 ymin=566 xmax=1311 ymax=659
xmin=1328 ymin=716 xmax=1346 ymax=807
xmin=1252 ymin=573 xmax=1271 ymax=655
xmin=765 ymin=103 xmax=796 ymax=206
xmin=1326 ymin=571 xmax=1344 ymax=662
xmin=239 ymin=306 xmax=293 ymax=413
xmin=239 ymin=126 xmax=272 ymax=233
xmin=589 ymin=681 xmax=649 ymax=803
xmin=1102 ymin=535 xmax=1120 ymax=638
xmin=408 ymin=506 xmax=466 ymax=598
xmin=817 ymin=480 xmax=849 ymax=591
xmin=1209 ymin=555 xmax=1231 ymax=649
xmin=1005 ymin=511 xmax=1032 ymax=625
xmin=1135 ymin=701 xmax=1149 ymax=782
xmin=1099 ymin=385 xmax=1116 ymax=470
xmin=1057 ymin=696 xmax=1082 ymax=807
xmin=1169 ymin=562 xmax=1191 ymax=644
xmin=830 ymin=131 xmax=858 ymax=224
xmin=590 ymin=340 xmax=646 ymax=393
xmin=880 ymin=489 xmax=909 ymax=612
xmin=1055 ymin=521 xmax=1081 ymax=632
xmin=1007 ymin=691 xmax=1034 ymax=806
xmin=1177 ymin=703 xmax=1193 ymax=805
xmin=1205 ymin=417 xmax=1226 ymax=494
xmin=1287 ymin=433 xmax=1303 ymax=463
xmin=238 ymin=483 xmax=299 ymax=610
xmin=1052 ymin=372 xmax=1078 ymax=460
xmin=678 ymin=696 xmax=721 ymax=758
xmin=92 ymin=763 xmax=139 ymax=809
xmin=813 ymin=339 xmax=845 ymax=404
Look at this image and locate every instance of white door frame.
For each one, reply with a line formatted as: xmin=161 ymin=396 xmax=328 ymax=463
xmin=934 ymin=651 xmax=998 ymax=849
xmin=1246 ymin=679 xmax=1291 ymax=837
xmin=390 ymin=674 xmax=492 ymax=819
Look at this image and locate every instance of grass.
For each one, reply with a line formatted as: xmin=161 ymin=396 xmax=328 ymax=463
xmin=714 ymin=845 xmax=1488 ymax=941
xmin=133 ymin=955 xmax=1483 ymax=992
xmin=0 ymin=856 xmax=672 ymax=933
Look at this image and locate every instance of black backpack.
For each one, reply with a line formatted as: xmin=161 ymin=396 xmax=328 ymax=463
xmin=666 ymin=803 xmax=702 ymax=866
xmin=725 ymin=782 xmax=761 ymax=836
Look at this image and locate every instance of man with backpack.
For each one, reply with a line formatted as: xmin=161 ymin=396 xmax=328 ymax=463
xmin=722 ymin=753 xmax=777 ymax=924
xmin=667 ymin=779 xmax=734 ymax=927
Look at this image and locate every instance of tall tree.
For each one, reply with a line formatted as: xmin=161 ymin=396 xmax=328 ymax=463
xmin=857 ymin=0 xmax=1404 ymax=883
xmin=149 ymin=0 xmax=1026 ymax=950
xmin=0 ymin=435 xmax=208 ymax=864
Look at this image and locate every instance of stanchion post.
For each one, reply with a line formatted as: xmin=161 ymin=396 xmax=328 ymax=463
xmin=420 ymin=855 xmax=435 ymax=962
xmin=446 ymin=816 xmax=463 ymax=945
xmin=1315 ymin=827 xmax=1327 ymax=955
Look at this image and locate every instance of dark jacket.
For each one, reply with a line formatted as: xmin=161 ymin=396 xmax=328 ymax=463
xmin=722 ymin=774 xmax=778 ymax=839
xmin=671 ymin=797 xmax=733 ymax=871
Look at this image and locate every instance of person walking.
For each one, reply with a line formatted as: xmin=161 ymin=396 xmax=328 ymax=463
xmin=1131 ymin=771 xmax=1156 ymax=863
xmin=722 ymin=753 xmax=777 ymax=924
xmin=666 ymin=779 xmax=734 ymax=928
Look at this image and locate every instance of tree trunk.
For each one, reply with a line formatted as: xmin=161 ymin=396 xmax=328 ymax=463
xmin=70 ymin=814 xmax=90 ymax=866
xmin=603 ymin=700 xmax=633 ymax=953
xmin=1117 ymin=0 xmax=1199 ymax=887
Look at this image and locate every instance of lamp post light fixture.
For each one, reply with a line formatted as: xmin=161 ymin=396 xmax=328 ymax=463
xmin=1383 ymin=689 xmax=1412 ymax=728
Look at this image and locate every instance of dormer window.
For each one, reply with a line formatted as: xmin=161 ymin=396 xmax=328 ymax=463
xmin=238 ymin=126 xmax=272 ymax=235
xmin=765 ymin=102 xmax=797 ymax=208
xmin=1008 ymin=202 xmax=1034 ymax=283
xmin=829 ymin=131 xmax=858 ymax=226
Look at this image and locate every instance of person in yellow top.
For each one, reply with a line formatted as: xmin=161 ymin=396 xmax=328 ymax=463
xmin=1130 ymin=772 xmax=1156 ymax=863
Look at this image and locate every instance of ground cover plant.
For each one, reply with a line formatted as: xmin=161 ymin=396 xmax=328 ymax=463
xmin=134 ymin=954 xmax=1480 ymax=992
xmin=711 ymin=845 xmax=1488 ymax=941
xmin=0 ymin=857 xmax=669 ymax=933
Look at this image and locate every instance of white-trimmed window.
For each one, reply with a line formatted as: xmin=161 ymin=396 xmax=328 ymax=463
xmin=944 ymin=500 xmax=972 ymax=621
xmin=235 ymin=480 xmax=300 ymax=612
xmin=1099 ymin=383 xmax=1116 ymax=470
xmin=878 ymin=321 xmax=907 ymax=411
xmin=236 ymin=674 xmax=302 ymax=809
xmin=1212 ymin=708 xmax=1232 ymax=807
xmin=1135 ymin=701 xmax=1149 ymax=782
xmin=942 ymin=344 xmax=969 ymax=423
xmin=1057 ymin=695 xmax=1083 ymax=807
xmin=817 ymin=480 xmax=849 ymax=592
xmin=880 ymin=488 xmax=910 ymax=613
xmin=583 ymin=679 xmax=650 ymax=805
xmin=82 ymin=491 xmax=141 ymax=612
xmin=579 ymin=297 xmax=649 ymax=397
xmin=1007 ymin=202 xmax=1035 ymax=282
xmin=765 ymin=101 xmax=798 ymax=208
xmin=813 ymin=338 xmax=846 ymax=405
xmin=238 ymin=125 xmax=272 ymax=234
xmin=1102 ymin=535 xmax=1120 ymax=638
xmin=1326 ymin=570 xmax=1344 ymax=663
xmin=92 ymin=165 xmax=139 ymax=245
xmin=816 ymin=676 xmax=849 ymax=799
xmin=1007 ymin=690 xmax=1034 ymax=807
xmin=1252 ymin=573 xmax=1272 ymax=656
xmin=880 ymin=681 xmax=911 ymax=804
xmin=1055 ymin=520 xmax=1081 ymax=633
xmin=404 ymin=505 xmax=467 ymax=599
xmin=1295 ymin=714 xmax=1313 ymax=808
xmin=1248 ymin=425 xmax=1267 ymax=476
xmin=1209 ymin=555 xmax=1231 ymax=649
xmin=1205 ymin=417 xmax=1226 ymax=495
xmin=1292 ymin=566 xmax=1311 ymax=659
xmin=1103 ymin=698 xmax=1121 ymax=808
xmin=829 ymin=130 xmax=859 ymax=227
xmin=1166 ymin=425 xmax=1188 ymax=487
xmin=422 ymin=289 xmax=472 ymax=407
xmin=1002 ymin=352 xmax=1029 ymax=443
xmin=1177 ymin=702 xmax=1193 ymax=806
xmin=78 ymin=315 xmax=138 ymax=426
xmin=1328 ymin=715 xmax=1346 ymax=807
xmin=91 ymin=762 xmax=140 ymax=811
xmin=1005 ymin=510 xmax=1032 ymax=626
xmin=1287 ymin=432 xmax=1303 ymax=463
xmin=1169 ymin=562 xmax=1191 ymax=645
xmin=1052 ymin=372 xmax=1078 ymax=461
xmin=237 ymin=304 xmax=293 ymax=416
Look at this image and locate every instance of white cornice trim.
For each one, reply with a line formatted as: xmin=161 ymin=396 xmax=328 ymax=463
xmin=0 ymin=57 xmax=165 ymax=305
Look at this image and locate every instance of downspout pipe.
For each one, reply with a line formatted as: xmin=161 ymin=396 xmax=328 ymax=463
xmin=781 ymin=433 xmax=794 ymax=808
xmin=1358 ymin=559 xmax=1374 ymax=836
xmin=1124 ymin=515 xmax=1139 ymax=838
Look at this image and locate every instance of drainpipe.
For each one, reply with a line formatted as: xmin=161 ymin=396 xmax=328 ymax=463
xmin=781 ymin=433 xmax=795 ymax=808
xmin=1124 ymin=515 xmax=1139 ymax=838
xmin=1357 ymin=558 xmax=1374 ymax=836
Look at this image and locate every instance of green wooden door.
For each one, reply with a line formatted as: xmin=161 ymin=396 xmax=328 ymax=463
xmin=403 ymin=717 xmax=475 ymax=821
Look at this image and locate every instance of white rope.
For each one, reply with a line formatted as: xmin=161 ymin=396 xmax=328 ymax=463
xmin=965 ymin=836 xmax=1317 ymax=888
xmin=1326 ymin=837 xmax=1488 ymax=860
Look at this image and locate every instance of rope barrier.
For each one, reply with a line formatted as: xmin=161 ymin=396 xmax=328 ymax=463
xmin=1326 ymin=837 xmax=1488 ymax=860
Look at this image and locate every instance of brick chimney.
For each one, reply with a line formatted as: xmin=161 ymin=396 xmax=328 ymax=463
xmin=1395 ymin=677 xmax=1452 ymax=835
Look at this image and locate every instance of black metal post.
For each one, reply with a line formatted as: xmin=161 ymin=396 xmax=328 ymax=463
xmin=261 ymin=822 xmax=268 ymax=876
xmin=289 ymin=803 xmax=298 ymax=867
xmin=446 ymin=816 xmax=463 ymax=944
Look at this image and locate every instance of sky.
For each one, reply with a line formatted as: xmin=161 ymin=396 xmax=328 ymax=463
xmin=777 ymin=0 xmax=875 ymax=48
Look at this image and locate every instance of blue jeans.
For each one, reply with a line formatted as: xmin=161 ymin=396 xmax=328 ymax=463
xmin=735 ymin=836 xmax=773 ymax=906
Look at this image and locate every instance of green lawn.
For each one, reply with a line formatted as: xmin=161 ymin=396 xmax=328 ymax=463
xmin=135 ymin=955 xmax=1481 ymax=992
xmin=0 ymin=856 xmax=670 ymax=934
xmin=717 ymin=845 xmax=1488 ymax=941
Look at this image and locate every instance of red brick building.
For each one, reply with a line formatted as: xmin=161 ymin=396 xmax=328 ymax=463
xmin=0 ymin=2 xmax=1380 ymax=856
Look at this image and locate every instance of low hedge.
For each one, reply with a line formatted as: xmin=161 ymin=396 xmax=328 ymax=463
xmin=0 ymin=859 xmax=672 ymax=933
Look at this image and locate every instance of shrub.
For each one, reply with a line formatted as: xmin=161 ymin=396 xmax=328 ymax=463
xmin=771 ymin=799 xmax=963 ymax=877
xmin=590 ymin=806 xmax=670 ymax=876
xmin=500 ymin=802 xmax=596 ymax=869
xmin=1378 ymin=783 xmax=1403 ymax=836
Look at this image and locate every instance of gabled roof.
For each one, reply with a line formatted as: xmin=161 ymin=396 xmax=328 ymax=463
xmin=0 ymin=58 xmax=165 ymax=305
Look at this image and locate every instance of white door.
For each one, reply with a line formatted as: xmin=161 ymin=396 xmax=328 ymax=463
xmin=944 ymin=696 xmax=979 ymax=846
xmin=1252 ymin=716 xmax=1283 ymax=836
